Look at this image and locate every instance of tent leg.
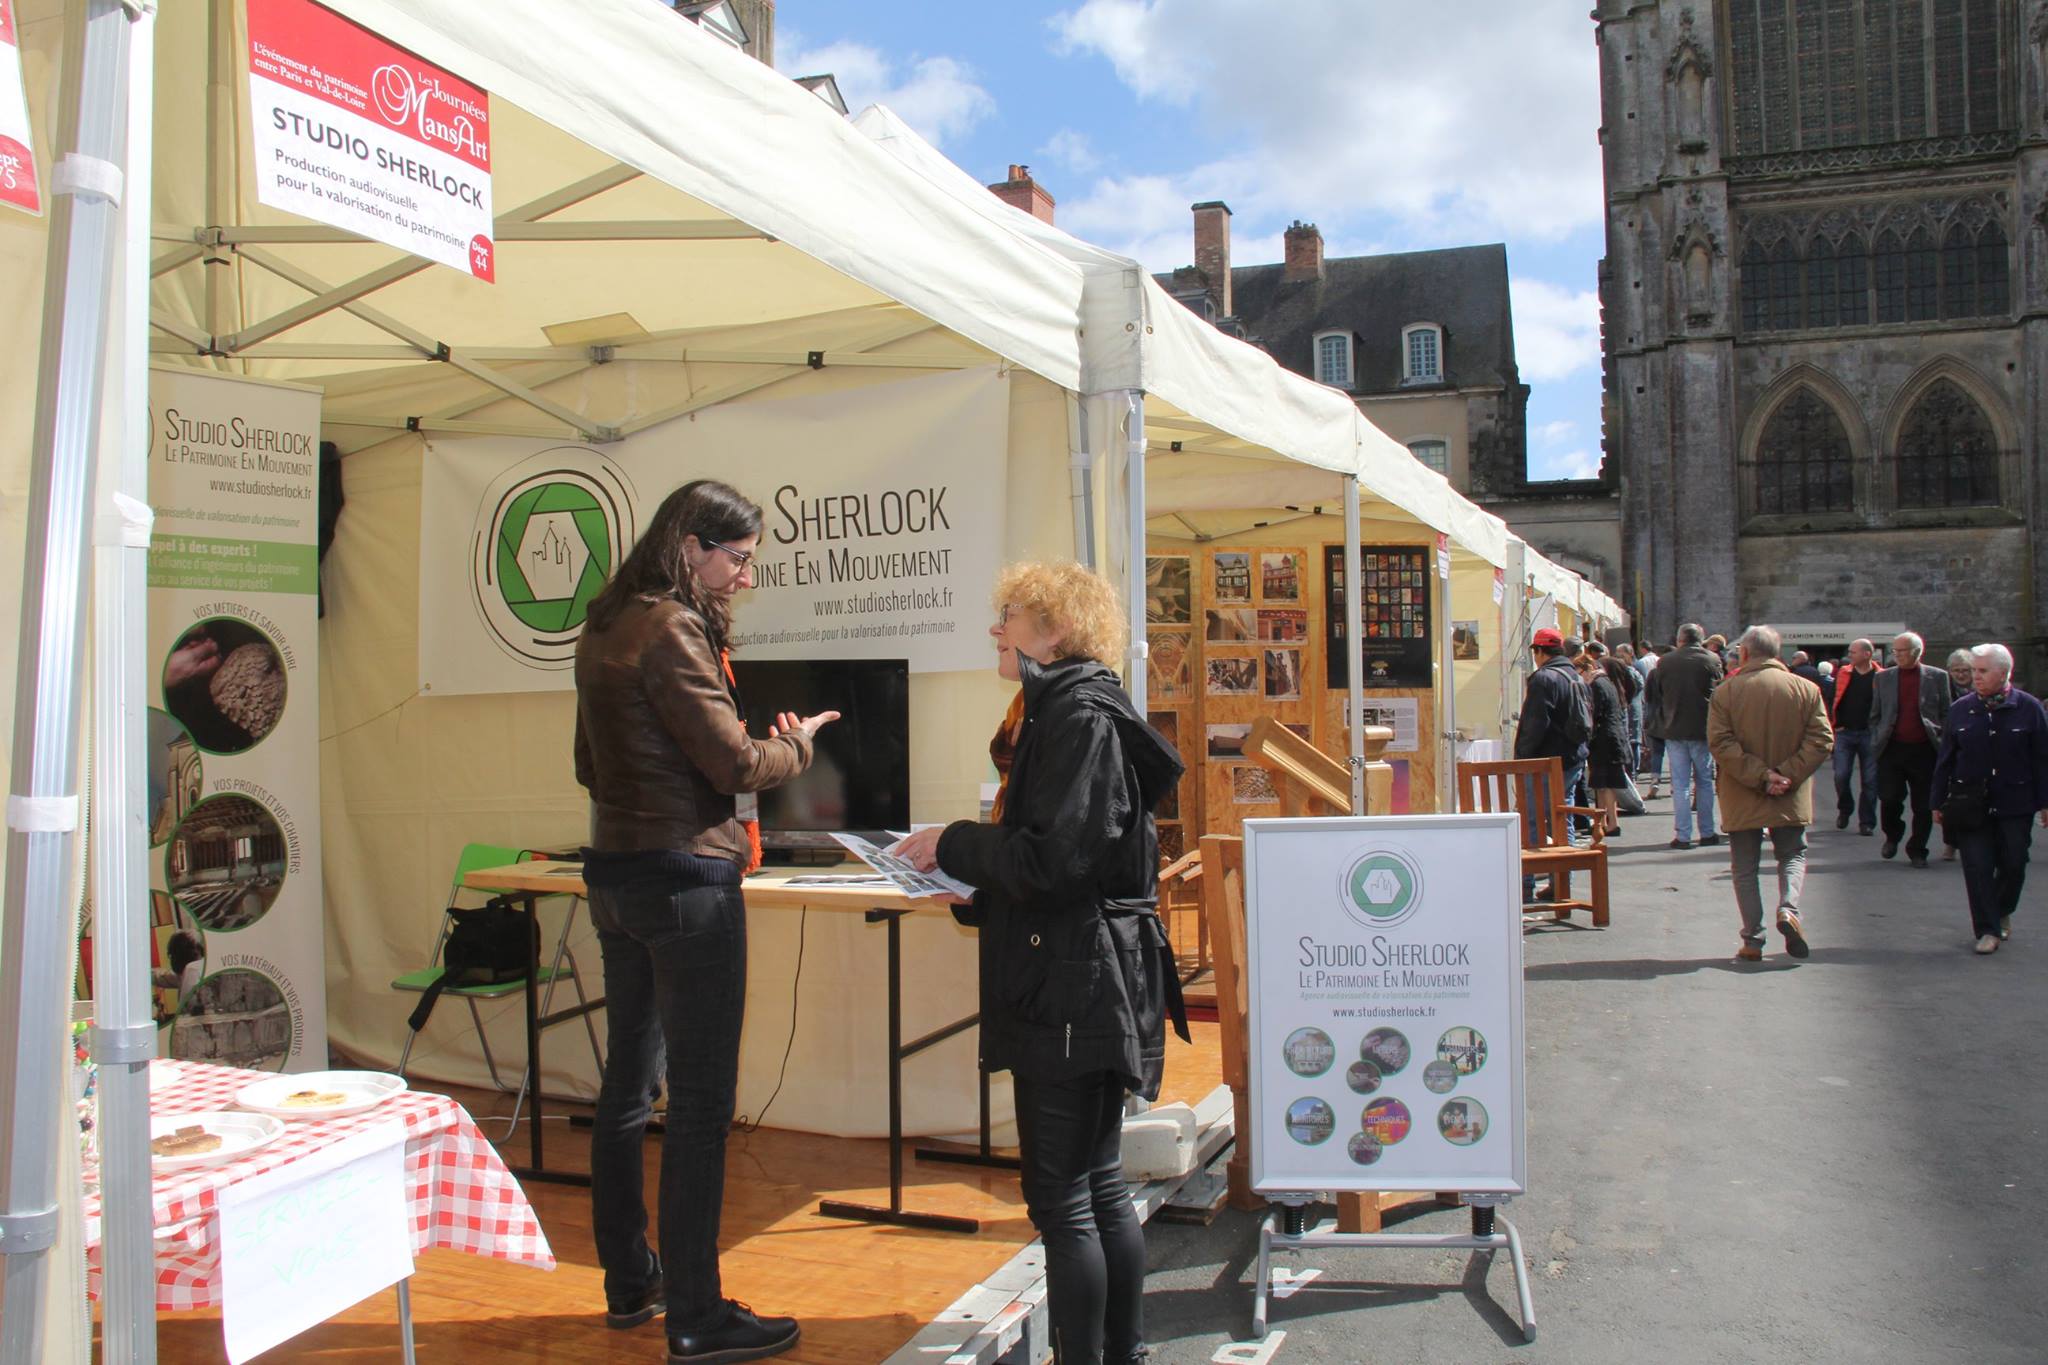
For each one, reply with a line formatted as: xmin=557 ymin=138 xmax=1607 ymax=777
xmin=1068 ymin=392 xmax=1096 ymax=570
xmin=1122 ymin=391 xmax=1148 ymax=710
xmin=0 ymin=4 xmax=136 ymax=1362
xmin=1343 ymin=476 xmax=1365 ymax=814
xmin=1438 ymin=540 xmax=1457 ymax=812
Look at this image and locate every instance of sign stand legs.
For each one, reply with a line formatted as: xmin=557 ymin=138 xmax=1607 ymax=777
xmin=1250 ymin=1196 xmax=1536 ymax=1343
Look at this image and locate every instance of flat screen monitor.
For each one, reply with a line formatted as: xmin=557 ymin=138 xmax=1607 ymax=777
xmin=729 ymin=657 xmax=910 ymax=854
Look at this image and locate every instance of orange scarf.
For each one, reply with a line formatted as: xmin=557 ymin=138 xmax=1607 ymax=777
xmin=987 ymin=690 xmax=1028 ymax=824
xmin=721 ymin=648 xmax=764 ymax=874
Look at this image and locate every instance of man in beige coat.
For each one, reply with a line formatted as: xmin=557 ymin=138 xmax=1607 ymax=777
xmin=1707 ymin=626 xmax=1837 ymax=961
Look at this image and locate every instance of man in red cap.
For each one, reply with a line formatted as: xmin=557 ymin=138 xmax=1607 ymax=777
xmin=1515 ymin=625 xmax=1593 ymax=896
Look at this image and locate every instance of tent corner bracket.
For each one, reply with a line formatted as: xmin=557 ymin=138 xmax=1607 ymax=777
xmin=807 ymin=350 xmax=825 ymax=369
xmin=0 ymin=1204 xmax=58 ymax=1255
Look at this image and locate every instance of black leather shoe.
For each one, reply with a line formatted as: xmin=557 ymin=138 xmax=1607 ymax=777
xmin=669 ymin=1301 xmax=800 ymax=1364
xmin=607 ymin=1257 xmax=665 ymax=1329
xmin=1699 ymin=834 xmax=1721 ymax=847
xmin=1881 ymin=839 xmax=1899 ymax=859
xmin=1836 ymin=812 xmax=1850 ymax=829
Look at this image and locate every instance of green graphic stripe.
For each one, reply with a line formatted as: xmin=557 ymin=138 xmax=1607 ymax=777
xmin=147 ymin=537 xmax=318 ymax=595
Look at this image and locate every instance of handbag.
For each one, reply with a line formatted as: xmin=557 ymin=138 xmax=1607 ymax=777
xmin=1942 ymin=776 xmax=1992 ymax=832
xmin=406 ymin=897 xmax=538 ymax=1033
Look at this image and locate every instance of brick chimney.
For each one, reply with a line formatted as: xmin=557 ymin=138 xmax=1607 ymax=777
xmin=1192 ymin=200 xmax=1232 ymax=318
xmin=988 ymin=164 xmax=1055 ymax=224
xmin=1284 ymin=220 xmax=1324 ymax=283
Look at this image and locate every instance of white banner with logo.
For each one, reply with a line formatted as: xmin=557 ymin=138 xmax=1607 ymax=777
xmin=246 ymin=0 xmax=495 ymax=281
xmin=418 ymin=366 xmax=1010 ymax=695
xmin=0 ymin=0 xmax=39 ymax=215
xmin=147 ymin=367 xmax=327 ymax=1073
xmin=1243 ymin=814 xmax=1525 ymax=1195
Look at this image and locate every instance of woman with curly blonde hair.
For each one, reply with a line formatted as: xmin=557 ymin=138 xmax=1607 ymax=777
xmin=897 ymin=560 xmax=1185 ymax=1365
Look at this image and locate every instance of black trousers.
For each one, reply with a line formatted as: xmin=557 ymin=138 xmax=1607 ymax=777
xmin=1013 ymin=1071 xmax=1146 ymax=1365
xmin=1877 ymin=739 xmax=1937 ymax=859
xmin=1957 ymin=815 xmax=2034 ymax=939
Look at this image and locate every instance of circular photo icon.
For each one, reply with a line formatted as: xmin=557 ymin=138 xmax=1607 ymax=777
xmin=147 ymin=707 xmax=204 ymax=848
xmin=1437 ymin=1026 xmax=1489 ymax=1077
xmin=1359 ymin=1027 xmax=1411 ymax=1076
xmin=1438 ymin=1097 xmax=1489 ymax=1146
xmin=1360 ymin=1097 xmax=1413 ymax=1146
xmin=163 ymin=619 xmax=288 ymax=755
xmin=1346 ymin=1131 xmax=1384 ymax=1167
xmin=166 ymin=794 xmax=288 ymax=932
xmin=148 ymin=890 xmax=206 ymax=1029
xmin=1283 ymin=1026 xmax=1337 ymax=1078
xmin=1422 ymin=1060 xmax=1459 ymax=1094
xmin=1285 ymin=1097 xmax=1336 ymax=1146
xmin=171 ymin=967 xmax=293 ymax=1071
xmin=1345 ymin=1059 xmax=1383 ymax=1095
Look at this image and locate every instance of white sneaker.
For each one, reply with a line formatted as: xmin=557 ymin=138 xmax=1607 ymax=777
xmin=2000 ymin=915 xmax=2011 ymax=940
xmin=1975 ymin=934 xmax=2000 ymax=954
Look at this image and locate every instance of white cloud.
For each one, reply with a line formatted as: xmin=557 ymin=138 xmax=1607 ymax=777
xmin=1531 ymin=447 xmax=1602 ymax=481
xmin=1038 ymin=128 xmax=1100 ymax=174
xmin=1049 ymin=0 xmax=1600 ymax=242
xmin=1535 ymin=419 xmax=1579 ymax=448
xmin=776 ymin=40 xmax=995 ymax=149
xmin=1509 ymin=279 xmax=1601 ymax=383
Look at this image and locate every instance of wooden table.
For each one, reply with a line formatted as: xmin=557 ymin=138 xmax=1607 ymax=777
xmin=463 ymin=861 xmax=988 ymax=1233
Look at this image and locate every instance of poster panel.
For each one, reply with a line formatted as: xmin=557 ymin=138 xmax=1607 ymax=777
xmin=246 ymin=0 xmax=495 ymax=280
xmin=1244 ymin=815 xmax=1525 ymax=1195
xmin=0 ymin=0 xmax=39 ymax=214
xmin=148 ymin=367 xmax=326 ymax=1072
xmin=418 ymin=366 xmax=1010 ymax=694
xmin=1326 ymin=544 xmax=1432 ymax=688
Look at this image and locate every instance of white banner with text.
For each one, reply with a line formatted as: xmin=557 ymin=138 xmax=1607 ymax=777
xmin=418 ymin=366 xmax=1011 ymax=694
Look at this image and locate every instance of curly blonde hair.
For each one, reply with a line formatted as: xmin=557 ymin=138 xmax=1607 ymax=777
xmin=995 ymin=560 xmax=1128 ymax=667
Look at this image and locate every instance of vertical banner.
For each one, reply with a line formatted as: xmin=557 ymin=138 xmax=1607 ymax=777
xmin=0 ymin=0 xmax=41 ymax=215
xmin=1243 ymin=815 xmax=1525 ymax=1195
xmin=246 ymin=0 xmax=495 ymax=280
xmin=147 ymin=368 xmax=326 ymax=1073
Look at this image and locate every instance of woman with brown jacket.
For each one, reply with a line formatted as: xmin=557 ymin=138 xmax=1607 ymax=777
xmin=574 ymin=480 xmax=836 ymax=1364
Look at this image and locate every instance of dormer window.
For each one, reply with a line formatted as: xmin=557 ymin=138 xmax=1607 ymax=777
xmin=1402 ymin=323 xmax=1443 ymax=384
xmin=1314 ymin=329 xmax=1353 ymax=388
xmin=672 ymin=1 xmax=748 ymax=50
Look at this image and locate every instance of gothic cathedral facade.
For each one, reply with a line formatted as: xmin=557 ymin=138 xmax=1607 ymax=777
xmin=1598 ymin=0 xmax=2048 ymax=668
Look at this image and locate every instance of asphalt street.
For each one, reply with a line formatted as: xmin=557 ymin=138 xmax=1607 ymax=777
xmin=1141 ymin=794 xmax=2047 ymax=1364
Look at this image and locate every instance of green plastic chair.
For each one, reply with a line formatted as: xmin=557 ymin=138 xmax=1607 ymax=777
xmin=392 ymin=842 xmax=603 ymax=1137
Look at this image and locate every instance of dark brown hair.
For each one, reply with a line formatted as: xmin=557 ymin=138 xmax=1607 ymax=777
xmin=585 ymin=479 xmax=763 ymax=646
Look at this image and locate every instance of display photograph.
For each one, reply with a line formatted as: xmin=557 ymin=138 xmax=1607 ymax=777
xmin=162 ymin=618 xmax=288 ymax=755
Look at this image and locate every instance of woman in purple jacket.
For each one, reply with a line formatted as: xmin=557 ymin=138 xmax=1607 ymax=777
xmin=1932 ymin=643 xmax=2048 ymax=954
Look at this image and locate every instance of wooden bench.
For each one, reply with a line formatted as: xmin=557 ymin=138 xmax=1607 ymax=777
xmin=1457 ymin=756 xmax=1610 ymax=927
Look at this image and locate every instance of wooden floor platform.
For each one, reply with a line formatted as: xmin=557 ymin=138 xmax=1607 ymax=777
xmin=106 ymin=1022 xmax=1224 ymax=1363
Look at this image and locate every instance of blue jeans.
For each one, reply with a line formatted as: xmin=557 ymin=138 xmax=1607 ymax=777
xmin=1667 ymin=739 xmax=1717 ymax=841
xmin=587 ymin=861 xmax=747 ymax=1331
xmin=1833 ymin=729 xmax=1877 ymax=830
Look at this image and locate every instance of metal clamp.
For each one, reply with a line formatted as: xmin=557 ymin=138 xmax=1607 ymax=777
xmin=91 ymin=1022 xmax=158 ymax=1064
xmin=7 ymin=795 xmax=79 ymax=833
xmin=807 ymin=350 xmax=826 ymax=369
xmin=95 ymin=490 xmax=155 ymax=549
xmin=53 ymin=153 xmax=124 ymax=206
xmin=0 ymin=1204 xmax=59 ymax=1255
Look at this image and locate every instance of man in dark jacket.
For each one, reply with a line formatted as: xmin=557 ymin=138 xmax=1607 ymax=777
xmin=1515 ymin=627 xmax=1590 ymax=877
xmin=1933 ymin=643 xmax=2048 ymax=953
xmin=1651 ymin=623 xmax=1725 ymax=849
xmin=1871 ymin=630 xmax=1954 ymax=867
xmin=1830 ymin=637 xmax=1882 ymax=834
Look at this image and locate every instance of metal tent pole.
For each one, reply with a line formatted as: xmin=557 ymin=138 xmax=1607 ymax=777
xmin=1437 ymin=538 xmax=1457 ymax=812
xmin=0 ymin=2 xmax=137 ymax=1360
xmin=1068 ymin=392 xmax=1096 ymax=570
xmin=1343 ymin=476 xmax=1364 ymax=813
xmin=1123 ymin=391 xmax=1147 ymax=709
xmin=92 ymin=3 xmax=159 ymax=1360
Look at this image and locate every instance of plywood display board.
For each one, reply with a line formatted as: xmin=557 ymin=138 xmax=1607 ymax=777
xmin=1143 ymin=552 xmax=1200 ymax=863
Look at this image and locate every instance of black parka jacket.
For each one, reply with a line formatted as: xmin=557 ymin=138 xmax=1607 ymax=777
xmin=935 ymin=655 xmax=1190 ymax=1099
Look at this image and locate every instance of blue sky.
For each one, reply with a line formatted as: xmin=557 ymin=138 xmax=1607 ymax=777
xmin=777 ymin=1 xmax=1608 ymax=482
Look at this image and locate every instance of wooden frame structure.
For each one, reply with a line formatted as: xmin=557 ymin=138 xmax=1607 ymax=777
xmin=1456 ymin=756 xmax=1610 ymax=927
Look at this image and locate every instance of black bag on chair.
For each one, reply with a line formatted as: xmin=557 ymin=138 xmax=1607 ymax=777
xmin=406 ymin=897 xmax=538 ymax=1033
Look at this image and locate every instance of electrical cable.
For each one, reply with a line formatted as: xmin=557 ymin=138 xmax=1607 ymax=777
xmin=734 ymin=905 xmax=805 ymax=1134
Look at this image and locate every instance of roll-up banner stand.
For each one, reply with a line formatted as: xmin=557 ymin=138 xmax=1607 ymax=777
xmin=1240 ymin=814 xmax=1536 ymax=1341
xmin=145 ymin=367 xmax=326 ymax=1073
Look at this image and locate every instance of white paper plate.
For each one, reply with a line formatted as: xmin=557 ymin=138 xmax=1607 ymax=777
xmin=150 ymin=1111 xmax=284 ymax=1172
xmin=233 ymin=1070 xmax=407 ymax=1120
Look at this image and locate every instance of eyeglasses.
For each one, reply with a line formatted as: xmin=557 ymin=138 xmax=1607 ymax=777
xmin=704 ymin=539 xmax=754 ymax=569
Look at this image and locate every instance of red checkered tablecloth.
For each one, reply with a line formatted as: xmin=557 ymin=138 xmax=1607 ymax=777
xmin=84 ymin=1060 xmax=555 ymax=1310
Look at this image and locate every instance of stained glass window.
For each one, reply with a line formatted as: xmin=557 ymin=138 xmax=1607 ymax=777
xmin=1905 ymin=228 xmax=1938 ymax=321
xmin=1897 ymin=378 xmax=1999 ymax=508
xmin=1836 ymin=234 xmax=1870 ymax=325
xmin=1740 ymin=240 xmax=1771 ymax=332
xmin=1874 ymin=231 xmax=1908 ymax=323
xmin=1755 ymin=388 xmax=1854 ymax=515
xmin=1975 ymin=221 xmax=2009 ymax=315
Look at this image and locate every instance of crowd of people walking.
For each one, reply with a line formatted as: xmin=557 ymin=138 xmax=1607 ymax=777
xmin=1518 ymin=621 xmax=2048 ymax=961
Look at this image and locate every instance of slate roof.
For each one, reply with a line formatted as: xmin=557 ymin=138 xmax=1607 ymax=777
xmin=1158 ymin=243 xmax=1521 ymax=396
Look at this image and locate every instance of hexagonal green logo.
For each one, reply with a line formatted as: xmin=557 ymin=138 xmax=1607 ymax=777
xmin=1339 ymin=850 xmax=1423 ymax=929
xmin=495 ymin=481 xmax=612 ymax=633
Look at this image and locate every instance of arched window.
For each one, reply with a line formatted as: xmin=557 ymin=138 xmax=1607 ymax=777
xmin=1896 ymin=378 xmax=2000 ymax=509
xmin=1874 ymin=230 xmax=1907 ymax=323
xmin=1754 ymin=388 xmax=1854 ymax=515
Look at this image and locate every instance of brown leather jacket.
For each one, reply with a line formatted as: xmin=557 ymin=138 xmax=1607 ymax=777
xmin=573 ymin=596 xmax=811 ymax=860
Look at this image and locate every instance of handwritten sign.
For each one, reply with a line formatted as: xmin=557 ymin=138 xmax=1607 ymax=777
xmin=218 ymin=1120 xmax=414 ymax=1364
